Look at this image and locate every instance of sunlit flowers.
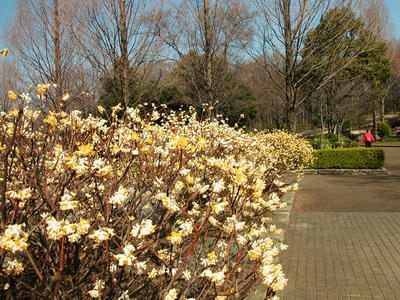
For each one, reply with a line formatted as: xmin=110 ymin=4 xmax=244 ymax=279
xmin=201 ymin=250 xmax=219 ymax=266
xmin=37 ymin=83 xmax=51 ymax=95
xmin=88 ymin=280 xmax=104 ymax=298
xmin=4 ymin=259 xmax=24 ymax=275
xmin=109 ymin=185 xmax=128 ymax=206
xmin=165 ymin=288 xmax=178 ymax=300
xmin=201 ymin=268 xmax=226 ymax=286
xmin=0 ymin=48 xmax=9 ymax=57
xmin=114 ymin=244 xmax=137 ymax=266
xmin=131 ymin=219 xmax=156 ymax=239
xmin=8 ymin=90 xmax=17 ymax=101
xmin=74 ymin=143 xmax=94 ymax=157
xmin=156 ymin=192 xmax=180 ymax=212
xmin=62 ymin=92 xmax=70 ymax=101
xmin=88 ymin=227 xmax=114 ymax=243
xmin=167 ymin=231 xmax=183 ymax=244
xmin=0 ymin=224 xmax=29 ymax=253
xmin=6 ymin=188 xmax=32 ymax=208
xmin=59 ymin=191 xmax=78 ymax=210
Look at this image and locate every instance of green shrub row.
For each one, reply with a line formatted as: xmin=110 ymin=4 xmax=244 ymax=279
xmin=308 ymin=148 xmax=385 ymax=169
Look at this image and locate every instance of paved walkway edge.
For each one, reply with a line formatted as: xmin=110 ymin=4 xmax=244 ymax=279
xmin=304 ymin=168 xmax=387 ymax=175
xmin=272 ymin=191 xmax=296 ymax=243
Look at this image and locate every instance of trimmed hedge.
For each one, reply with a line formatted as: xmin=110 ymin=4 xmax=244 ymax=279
xmin=308 ymin=148 xmax=385 ymax=169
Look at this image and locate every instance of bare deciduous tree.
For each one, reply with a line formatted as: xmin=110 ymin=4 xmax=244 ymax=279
xmin=362 ymin=0 xmax=396 ymax=122
xmin=250 ymin=0 xmax=379 ymax=132
xmin=73 ymin=0 xmax=164 ymax=110
xmin=5 ymin=0 xmax=92 ymax=110
xmin=0 ymin=56 xmax=23 ymax=112
xmin=158 ymin=0 xmax=254 ymax=112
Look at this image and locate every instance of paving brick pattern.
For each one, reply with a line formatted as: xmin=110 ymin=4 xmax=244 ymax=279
xmin=279 ymin=212 xmax=400 ymax=299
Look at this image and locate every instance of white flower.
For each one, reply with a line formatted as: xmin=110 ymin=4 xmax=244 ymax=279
xmin=213 ymin=179 xmax=225 ymax=193
xmin=178 ymin=221 xmax=193 ymax=236
xmin=182 ymin=270 xmax=191 ymax=281
xmin=156 ymin=193 xmax=180 ymax=212
xmin=167 ymin=231 xmax=183 ymax=244
xmin=118 ymin=290 xmax=130 ymax=300
xmin=59 ymin=191 xmax=78 ymax=210
xmin=165 ymin=288 xmax=178 ymax=300
xmin=20 ymin=93 xmax=32 ymax=103
xmin=135 ymin=261 xmax=147 ymax=274
xmin=62 ymin=92 xmax=70 ymax=101
xmin=130 ymin=219 xmax=156 ymax=238
xmin=88 ymin=227 xmax=114 ymax=243
xmin=88 ymin=280 xmax=104 ymax=298
xmin=200 ymin=269 xmax=226 ymax=286
xmin=211 ymin=201 xmax=228 ymax=214
xmin=109 ymin=185 xmax=128 ymax=206
xmin=114 ymin=244 xmax=137 ymax=266
xmin=152 ymin=111 xmax=160 ymax=121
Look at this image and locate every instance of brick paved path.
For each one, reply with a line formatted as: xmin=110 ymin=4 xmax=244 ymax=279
xmin=279 ymin=149 xmax=400 ymax=300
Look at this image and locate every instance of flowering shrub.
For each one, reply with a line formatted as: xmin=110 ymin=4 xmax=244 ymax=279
xmin=257 ymin=130 xmax=314 ymax=173
xmin=0 ymin=88 xmax=312 ymax=298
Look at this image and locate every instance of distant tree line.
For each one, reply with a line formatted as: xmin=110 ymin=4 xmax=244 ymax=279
xmin=1 ymin=0 xmax=399 ymax=132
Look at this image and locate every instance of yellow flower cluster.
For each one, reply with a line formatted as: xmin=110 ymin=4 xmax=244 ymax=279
xmin=4 ymin=259 xmax=24 ymax=275
xmin=8 ymin=90 xmax=17 ymax=101
xmin=6 ymin=188 xmax=31 ymax=208
xmin=0 ymin=224 xmax=29 ymax=253
xmin=46 ymin=217 xmax=90 ymax=242
xmin=256 ymin=129 xmax=314 ymax=171
xmin=37 ymin=83 xmax=51 ymax=95
xmin=0 ymin=48 xmax=9 ymax=57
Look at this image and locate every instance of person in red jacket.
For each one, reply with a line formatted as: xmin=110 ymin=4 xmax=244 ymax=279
xmin=363 ymin=129 xmax=375 ymax=147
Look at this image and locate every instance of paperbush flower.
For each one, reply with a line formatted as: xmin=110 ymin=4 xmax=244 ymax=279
xmin=8 ymin=90 xmax=17 ymax=101
xmin=0 ymin=48 xmax=9 ymax=57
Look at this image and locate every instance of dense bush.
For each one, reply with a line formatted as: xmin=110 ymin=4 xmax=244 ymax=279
xmin=257 ymin=130 xmax=314 ymax=172
xmin=309 ymin=148 xmax=385 ymax=169
xmin=377 ymin=122 xmax=392 ymax=139
xmin=0 ymin=86 xmax=313 ymax=299
xmin=309 ymin=133 xmax=358 ymax=149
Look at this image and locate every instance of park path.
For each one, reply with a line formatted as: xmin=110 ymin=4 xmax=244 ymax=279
xmin=278 ymin=148 xmax=400 ymax=299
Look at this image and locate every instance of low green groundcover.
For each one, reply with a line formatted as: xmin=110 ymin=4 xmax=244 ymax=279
xmin=308 ymin=148 xmax=385 ymax=169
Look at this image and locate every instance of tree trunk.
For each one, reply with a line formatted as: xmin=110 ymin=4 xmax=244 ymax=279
xmin=287 ymin=108 xmax=297 ymax=132
xmin=203 ymin=0 xmax=214 ymax=107
xmin=380 ymin=97 xmax=385 ymax=122
xmin=54 ymin=0 xmax=62 ymax=108
xmin=119 ymin=0 xmax=129 ymax=110
xmin=283 ymin=0 xmax=296 ymax=132
xmin=372 ymin=110 xmax=377 ymax=139
xmin=320 ymin=99 xmax=324 ymax=148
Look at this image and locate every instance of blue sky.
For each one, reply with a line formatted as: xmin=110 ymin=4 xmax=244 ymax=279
xmin=385 ymin=0 xmax=400 ymax=38
xmin=0 ymin=0 xmax=16 ymax=49
xmin=0 ymin=0 xmax=399 ymax=49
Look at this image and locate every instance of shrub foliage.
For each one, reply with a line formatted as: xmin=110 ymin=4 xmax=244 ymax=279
xmin=309 ymin=148 xmax=385 ymax=169
xmin=308 ymin=133 xmax=358 ymax=149
xmin=0 ymin=89 xmax=312 ymax=299
xmin=377 ymin=122 xmax=392 ymax=139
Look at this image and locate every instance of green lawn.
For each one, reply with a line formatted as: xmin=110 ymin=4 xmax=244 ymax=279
xmin=374 ymin=135 xmax=400 ymax=146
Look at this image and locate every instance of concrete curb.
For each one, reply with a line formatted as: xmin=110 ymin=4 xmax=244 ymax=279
xmin=303 ymin=168 xmax=387 ymax=175
xmin=271 ymin=191 xmax=296 ymax=243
